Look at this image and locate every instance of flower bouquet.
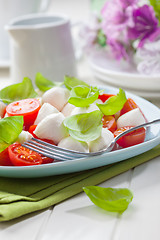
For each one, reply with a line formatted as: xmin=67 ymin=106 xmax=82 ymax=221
xmin=80 ymin=0 xmax=160 ymax=75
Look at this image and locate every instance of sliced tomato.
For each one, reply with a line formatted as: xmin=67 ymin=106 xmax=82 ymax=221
xmin=120 ymin=98 xmax=138 ymax=115
xmin=8 ymin=143 xmax=42 ymax=166
xmin=29 ymin=125 xmax=38 ymax=138
xmin=0 ymin=148 xmax=13 ymax=166
xmin=6 ymin=98 xmax=41 ymax=130
xmin=114 ymin=126 xmax=146 ymax=148
xmin=102 ymin=115 xmax=117 ymax=133
xmin=98 ymin=93 xmax=115 ymax=103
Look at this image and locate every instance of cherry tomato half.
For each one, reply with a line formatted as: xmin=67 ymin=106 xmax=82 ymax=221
xmin=8 ymin=143 xmax=42 ymax=166
xmin=41 ymin=156 xmax=54 ymax=164
xmin=6 ymin=98 xmax=41 ymax=130
xmin=120 ymin=98 xmax=148 ymax=123
xmin=28 ymin=128 xmax=55 ymax=164
xmin=114 ymin=126 xmax=146 ymax=148
xmin=98 ymin=94 xmax=115 ymax=103
xmin=102 ymin=115 xmax=117 ymax=133
xmin=0 ymin=148 xmax=13 ymax=166
xmin=120 ymin=98 xmax=138 ymax=115
xmin=39 ymin=139 xmax=55 ymax=163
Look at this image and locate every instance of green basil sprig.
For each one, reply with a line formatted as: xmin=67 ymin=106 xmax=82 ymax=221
xmin=83 ymin=186 xmax=133 ymax=213
xmin=68 ymin=85 xmax=100 ymax=107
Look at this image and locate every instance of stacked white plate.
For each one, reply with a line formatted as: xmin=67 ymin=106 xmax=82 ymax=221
xmin=88 ymin=51 xmax=160 ymax=99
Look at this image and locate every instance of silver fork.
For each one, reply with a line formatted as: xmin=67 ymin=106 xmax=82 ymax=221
xmin=22 ymin=119 xmax=160 ymax=161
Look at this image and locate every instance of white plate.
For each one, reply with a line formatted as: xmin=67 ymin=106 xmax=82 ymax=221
xmin=93 ymin=70 xmax=160 ymax=99
xmin=0 ymin=85 xmax=160 ymax=178
xmin=89 ymin=51 xmax=160 ymax=92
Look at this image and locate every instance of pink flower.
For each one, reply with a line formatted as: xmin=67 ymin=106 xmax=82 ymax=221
xmin=101 ymin=0 xmax=134 ymax=42
xmin=79 ymin=14 xmax=101 ymax=52
xmin=107 ymin=39 xmax=129 ymax=60
xmin=117 ymin=0 xmax=138 ymax=8
xmin=128 ymin=5 xmax=160 ymax=47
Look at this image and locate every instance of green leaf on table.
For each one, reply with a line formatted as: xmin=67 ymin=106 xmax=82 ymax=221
xmin=0 ymin=116 xmax=24 ymax=152
xmin=64 ymin=76 xmax=89 ymax=90
xmin=97 ymin=88 xmax=127 ymax=115
xmin=83 ymin=186 xmax=133 ymax=213
xmin=149 ymin=0 xmax=160 ymax=22
xmin=68 ymin=85 xmax=100 ymax=107
xmin=35 ymin=72 xmax=62 ymax=92
xmin=0 ymin=77 xmax=37 ymax=104
xmin=63 ymin=110 xmax=103 ymax=142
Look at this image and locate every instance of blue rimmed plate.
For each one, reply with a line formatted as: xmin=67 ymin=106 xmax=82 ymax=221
xmin=0 ymin=85 xmax=160 ymax=178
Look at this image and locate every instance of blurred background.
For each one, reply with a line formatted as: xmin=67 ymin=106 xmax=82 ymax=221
xmin=0 ymin=0 xmax=159 ymax=106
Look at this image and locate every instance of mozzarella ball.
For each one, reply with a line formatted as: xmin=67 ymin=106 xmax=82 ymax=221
xmin=89 ymin=128 xmax=114 ymax=152
xmin=42 ymin=87 xmax=70 ymax=111
xmin=17 ymin=131 xmax=33 ymax=144
xmin=117 ymin=108 xmax=146 ymax=129
xmin=34 ymin=112 xmax=68 ymax=144
xmin=58 ymin=136 xmax=89 ymax=153
xmin=0 ymin=102 xmax=6 ymax=118
xmin=61 ymin=103 xmax=76 ymax=117
xmin=95 ymin=99 xmax=103 ymax=104
xmin=71 ymin=107 xmax=88 ymax=116
xmin=87 ymin=102 xmax=101 ymax=112
xmin=71 ymin=100 xmax=102 ymax=116
xmin=34 ymin=103 xmax=59 ymax=125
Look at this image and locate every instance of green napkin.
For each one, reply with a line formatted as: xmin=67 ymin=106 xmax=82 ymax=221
xmin=0 ymin=144 xmax=160 ymax=222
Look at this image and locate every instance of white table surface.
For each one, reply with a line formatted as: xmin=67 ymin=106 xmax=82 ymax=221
xmin=0 ymin=1 xmax=160 ymax=239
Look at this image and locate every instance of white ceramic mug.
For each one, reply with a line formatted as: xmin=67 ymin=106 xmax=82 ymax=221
xmin=5 ymin=14 xmax=77 ymax=83
xmin=0 ymin=0 xmax=50 ymax=65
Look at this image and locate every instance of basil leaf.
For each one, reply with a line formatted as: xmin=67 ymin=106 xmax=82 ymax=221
xmin=83 ymin=186 xmax=133 ymax=213
xmin=0 ymin=77 xmax=37 ymax=104
xmin=68 ymin=125 xmax=102 ymax=142
xmin=0 ymin=116 xmax=24 ymax=152
xmin=97 ymin=88 xmax=127 ymax=115
xmin=149 ymin=0 xmax=160 ymax=21
xmin=0 ymin=140 xmax=9 ymax=153
xmin=63 ymin=110 xmax=103 ymax=142
xmin=68 ymin=86 xmax=99 ymax=107
xmin=64 ymin=76 xmax=89 ymax=90
xmin=35 ymin=72 xmax=62 ymax=92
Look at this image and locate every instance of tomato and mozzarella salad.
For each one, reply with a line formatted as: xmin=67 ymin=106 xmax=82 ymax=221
xmin=0 ymin=74 xmax=147 ymax=166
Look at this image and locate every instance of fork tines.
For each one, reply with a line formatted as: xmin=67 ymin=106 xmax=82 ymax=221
xmin=22 ymin=138 xmax=88 ymax=161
